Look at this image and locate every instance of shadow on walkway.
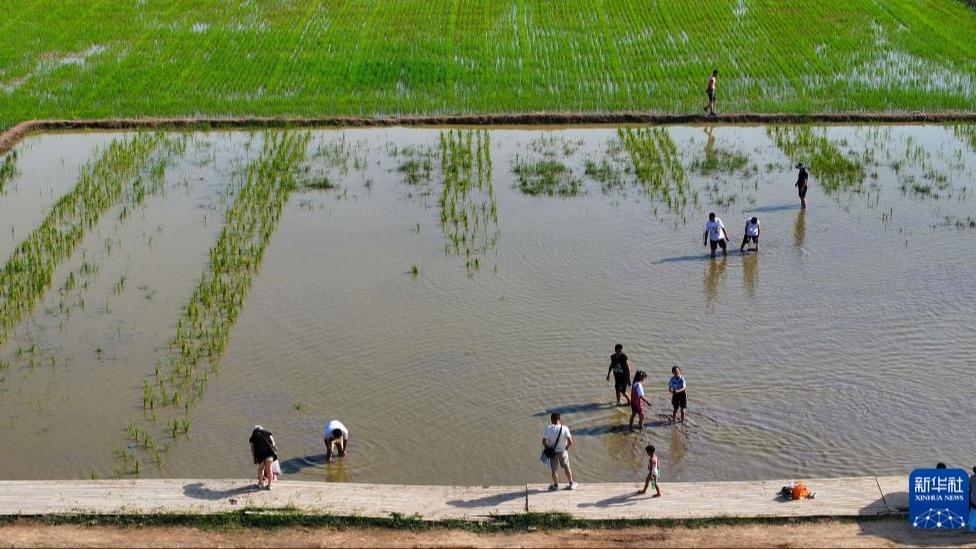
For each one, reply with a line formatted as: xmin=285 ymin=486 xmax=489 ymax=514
xmin=579 ymin=491 xmax=641 ymax=509
xmin=182 ymin=482 xmax=253 ymax=501
xmin=447 ymin=490 xmax=526 ymax=509
xmin=858 ymin=493 xmax=973 ymax=546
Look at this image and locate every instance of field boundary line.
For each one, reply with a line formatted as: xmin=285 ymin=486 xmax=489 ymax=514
xmin=3 ymin=113 xmax=976 ymax=155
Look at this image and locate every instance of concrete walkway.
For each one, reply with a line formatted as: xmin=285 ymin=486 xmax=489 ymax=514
xmin=0 ymin=476 xmax=907 ymax=521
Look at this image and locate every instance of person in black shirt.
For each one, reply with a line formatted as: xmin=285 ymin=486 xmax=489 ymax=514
xmin=606 ymin=344 xmax=632 ymax=406
xmin=795 ymin=163 xmax=810 ymax=209
xmin=249 ymin=425 xmax=277 ymax=490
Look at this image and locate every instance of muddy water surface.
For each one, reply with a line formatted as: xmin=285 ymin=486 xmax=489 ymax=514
xmin=1 ymin=125 xmax=974 ymax=484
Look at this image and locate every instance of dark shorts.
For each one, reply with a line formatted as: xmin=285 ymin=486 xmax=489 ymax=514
xmin=672 ymin=391 xmax=688 ymax=410
xmin=707 ymin=89 xmax=715 ymax=102
xmin=613 ymin=373 xmax=629 ymax=393
xmin=743 ymin=235 xmax=758 ymax=243
xmin=709 ymin=239 xmax=727 ymax=252
xmin=798 ymin=185 xmax=808 ymax=198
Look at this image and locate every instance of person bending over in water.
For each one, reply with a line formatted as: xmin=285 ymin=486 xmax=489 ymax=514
xmin=703 ymin=212 xmax=730 ymax=258
xmin=740 ymin=216 xmax=760 ymax=252
xmin=606 ymin=344 xmax=632 ymax=406
xmin=323 ymin=419 xmax=349 ymax=462
xmin=795 ymin=163 xmax=809 ymax=209
xmin=629 ymin=371 xmax=653 ymax=431
xmin=638 ymin=445 xmax=662 ymax=497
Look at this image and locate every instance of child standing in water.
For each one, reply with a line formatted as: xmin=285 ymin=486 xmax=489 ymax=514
xmin=629 ymin=371 xmax=653 ymax=431
xmin=639 ymin=445 xmax=662 ymax=497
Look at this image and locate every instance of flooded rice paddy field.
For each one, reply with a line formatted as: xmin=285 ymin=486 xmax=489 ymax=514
xmin=1 ymin=125 xmax=975 ymax=485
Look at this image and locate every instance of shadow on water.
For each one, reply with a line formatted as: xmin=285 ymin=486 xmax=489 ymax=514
xmin=654 ymin=254 xmax=711 ymax=264
xmin=532 ymin=402 xmax=613 ymax=417
xmin=749 ymin=203 xmax=801 ymax=213
xmin=182 ymin=482 xmax=253 ymax=501
xmin=279 ymin=454 xmax=330 ymax=474
xmin=446 ymin=490 xmax=526 ymax=509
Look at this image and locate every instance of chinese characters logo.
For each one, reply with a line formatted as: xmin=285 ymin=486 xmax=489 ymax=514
xmin=909 ymin=468 xmax=969 ymax=529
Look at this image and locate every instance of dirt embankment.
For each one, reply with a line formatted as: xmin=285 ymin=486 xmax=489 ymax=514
xmin=3 ymin=517 xmax=975 ymax=548
xmin=3 ymin=112 xmax=976 ymax=156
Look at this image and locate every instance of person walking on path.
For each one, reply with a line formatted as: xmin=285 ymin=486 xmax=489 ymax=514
xmin=541 ymin=413 xmax=577 ymax=491
xmin=323 ymin=419 xmax=349 ymax=462
xmin=629 ymin=371 xmax=653 ymax=431
xmin=704 ymin=69 xmax=719 ymax=116
xmin=606 ymin=344 xmax=632 ymax=406
xmin=668 ymin=366 xmax=688 ymax=423
xmin=740 ymin=216 xmax=761 ymax=252
xmin=638 ymin=445 xmax=662 ymax=497
xmin=795 ymin=163 xmax=810 ymax=209
xmin=249 ymin=425 xmax=277 ymax=490
xmin=703 ymin=212 xmax=730 ymax=258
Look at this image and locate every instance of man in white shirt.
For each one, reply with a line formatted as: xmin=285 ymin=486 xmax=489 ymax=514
xmin=703 ymin=212 xmax=730 ymax=258
xmin=542 ymin=413 xmax=577 ymax=491
xmin=323 ymin=419 xmax=349 ymax=462
xmin=740 ymin=216 xmax=761 ymax=252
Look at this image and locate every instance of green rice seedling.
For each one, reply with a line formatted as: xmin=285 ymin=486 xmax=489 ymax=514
xmin=1 ymin=1 xmax=976 ymax=130
xmin=293 ymin=401 xmax=305 ymax=412
xmin=953 ymin=125 xmax=976 ymax=152
xmin=438 ymin=130 xmax=497 ymax=277
xmin=0 ymin=134 xmax=169 ymax=346
xmin=618 ymin=128 xmax=692 ymax=221
xmin=584 ymin=158 xmax=624 ymax=194
xmin=690 ymin=146 xmax=750 ymax=175
xmin=0 ymin=150 xmax=18 ymax=193
xmin=118 ymin=131 xmax=309 ymax=473
xmin=410 ymin=264 xmax=420 ymax=277
xmin=512 ymin=157 xmax=581 ymax=197
xmin=768 ymin=126 xmax=864 ymax=194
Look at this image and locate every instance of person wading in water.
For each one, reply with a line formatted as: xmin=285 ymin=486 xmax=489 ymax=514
xmin=606 ymin=344 xmax=632 ymax=406
xmin=795 ymin=163 xmax=810 ymax=209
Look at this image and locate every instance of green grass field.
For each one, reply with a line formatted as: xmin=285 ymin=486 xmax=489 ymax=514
xmin=1 ymin=0 xmax=975 ymax=129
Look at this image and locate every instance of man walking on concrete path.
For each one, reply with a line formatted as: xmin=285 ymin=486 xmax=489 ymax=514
xmin=606 ymin=344 xmax=632 ymax=406
xmin=323 ymin=419 xmax=349 ymax=462
xmin=249 ymin=425 xmax=278 ymax=490
xmin=740 ymin=216 xmax=760 ymax=252
xmin=668 ymin=366 xmax=688 ymax=423
xmin=704 ymin=69 xmax=719 ymax=116
xmin=703 ymin=212 xmax=730 ymax=258
xmin=542 ymin=413 xmax=577 ymax=491
xmin=796 ymin=163 xmax=810 ymax=209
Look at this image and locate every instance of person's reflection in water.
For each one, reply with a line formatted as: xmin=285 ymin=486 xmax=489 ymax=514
xmin=324 ymin=460 xmax=350 ymax=483
xmin=704 ymin=255 xmax=727 ymax=311
xmin=704 ymin=126 xmax=716 ymax=162
xmin=668 ymin=423 xmax=689 ymax=477
xmin=742 ymin=252 xmax=758 ymax=300
xmin=793 ymin=208 xmax=806 ymax=259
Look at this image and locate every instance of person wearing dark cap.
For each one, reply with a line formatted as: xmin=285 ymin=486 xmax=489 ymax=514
xmin=795 ymin=163 xmax=810 ymax=209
